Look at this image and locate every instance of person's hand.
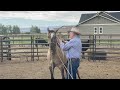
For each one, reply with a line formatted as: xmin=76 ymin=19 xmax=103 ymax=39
xmin=64 ymin=41 xmax=68 ymax=43
xmin=57 ymin=37 xmax=62 ymax=44
xmin=57 ymin=35 xmax=65 ymax=44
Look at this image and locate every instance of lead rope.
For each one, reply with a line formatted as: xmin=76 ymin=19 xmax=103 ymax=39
xmin=70 ymin=58 xmax=73 ymax=78
xmin=56 ymin=52 xmax=73 ymax=79
xmin=68 ymin=50 xmax=73 ymax=79
xmin=51 ymin=52 xmax=54 ymax=78
xmin=56 ymin=41 xmax=73 ymax=79
xmin=56 ymin=36 xmax=73 ymax=79
xmin=67 ymin=59 xmax=69 ymax=79
xmin=67 ymin=58 xmax=73 ymax=79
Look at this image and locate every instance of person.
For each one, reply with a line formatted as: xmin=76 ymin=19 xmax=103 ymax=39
xmin=57 ymin=26 xmax=82 ymax=79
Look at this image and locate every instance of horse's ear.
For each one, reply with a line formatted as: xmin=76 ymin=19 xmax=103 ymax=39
xmin=55 ymin=29 xmax=59 ymax=33
xmin=55 ymin=26 xmax=63 ymax=33
xmin=47 ymin=28 xmax=51 ymax=39
xmin=47 ymin=27 xmax=50 ymax=33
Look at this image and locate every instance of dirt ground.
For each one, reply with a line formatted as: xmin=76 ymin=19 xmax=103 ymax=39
xmin=0 ymin=58 xmax=120 ymax=79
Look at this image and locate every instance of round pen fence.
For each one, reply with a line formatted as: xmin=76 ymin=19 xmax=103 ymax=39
xmin=0 ymin=36 xmax=11 ymax=62
xmin=0 ymin=34 xmax=49 ymax=62
xmin=0 ymin=34 xmax=120 ymax=62
xmin=81 ymin=34 xmax=120 ymax=61
xmin=62 ymin=34 xmax=120 ymax=61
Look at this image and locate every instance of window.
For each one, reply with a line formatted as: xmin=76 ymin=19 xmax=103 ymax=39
xmin=94 ymin=27 xmax=98 ymax=34
xmin=99 ymin=27 xmax=103 ymax=34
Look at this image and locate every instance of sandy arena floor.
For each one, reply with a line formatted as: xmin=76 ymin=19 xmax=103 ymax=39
xmin=0 ymin=58 xmax=120 ymax=79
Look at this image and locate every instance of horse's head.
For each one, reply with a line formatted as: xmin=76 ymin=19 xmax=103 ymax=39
xmin=47 ymin=28 xmax=58 ymax=39
xmin=47 ymin=28 xmax=59 ymax=55
xmin=48 ymin=28 xmax=57 ymax=42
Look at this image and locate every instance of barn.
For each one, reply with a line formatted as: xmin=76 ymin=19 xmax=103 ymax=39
xmin=77 ymin=11 xmax=120 ymax=35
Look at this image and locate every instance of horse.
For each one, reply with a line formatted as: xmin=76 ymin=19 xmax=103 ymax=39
xmin=47 ymin=28 xmax=81 ymax=79
xmin=35 ymin=38 xmax=48 ymax=47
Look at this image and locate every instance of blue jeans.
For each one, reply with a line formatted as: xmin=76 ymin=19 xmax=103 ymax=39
xmin=66 ymin=58 xmax=80 ymax=79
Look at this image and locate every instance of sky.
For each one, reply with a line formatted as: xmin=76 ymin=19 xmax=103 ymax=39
xmin=0 ymin=11 xmax=99 ymax=28
xmin=0 ymin=11 xmax=119 ymax=28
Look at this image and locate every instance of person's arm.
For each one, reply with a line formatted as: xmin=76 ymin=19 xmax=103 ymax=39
xmin=62 ymin=40 xmax=68 ymax=44
xmin=60 ymin=40 xmax=74 ymax=51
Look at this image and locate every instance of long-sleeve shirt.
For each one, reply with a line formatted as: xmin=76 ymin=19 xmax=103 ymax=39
xmin=60 ymin=36 xmax=82 ymax=59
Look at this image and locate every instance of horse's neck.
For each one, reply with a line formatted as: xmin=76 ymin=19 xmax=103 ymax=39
xmin=56 ymin=45 xmax=66 ymax=59
xmin=48 ymin=38 xmax=51 ymax=43
xmin=49 ymin=45 xmax=64 ymax=58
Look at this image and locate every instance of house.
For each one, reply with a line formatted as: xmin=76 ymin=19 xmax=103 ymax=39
xmin=50 ymin=11 xmax=120 ymax=35
xmin=77 ymin=11 xmax=120 ymax=35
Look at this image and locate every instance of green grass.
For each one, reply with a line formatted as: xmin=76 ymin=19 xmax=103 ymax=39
xmin=4 ymin=34 xmax=120 ymax=45
xmin=10 ymin=37 xmax=30 ymax=44
xmin=9 ymin=35 xmax=48 ymax=44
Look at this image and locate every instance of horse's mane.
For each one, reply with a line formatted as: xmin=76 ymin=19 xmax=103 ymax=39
xmin=51 ymin=35 xmax=57 ymax=55
xmin=51 ymin=35 xmax=62 ymax=56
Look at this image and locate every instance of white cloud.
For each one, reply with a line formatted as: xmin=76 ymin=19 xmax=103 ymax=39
xmin=0 ymin=11 xmax=99 ymax=23
xmin=1 ymin=11 xmax=119 ymax=24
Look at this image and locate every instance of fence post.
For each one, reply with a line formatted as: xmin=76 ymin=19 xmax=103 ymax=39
xmin=6 ymin=37 xmax=11 ymax=60
xmin=13 ymin=36 xmax=14 ymax=44
xmin=88 ymin=35 xmax=91 ymax=61
xmin=99 ymin=35 xmax=100 ymax=45
xmin=33 ymin=35 xmax=34 ymax=61
xmin=0 ymin=37 xmax=3 ymax=62
xmin=36 ymin=35 xmax=39 ymax=61
xmin=31 ymin=35 xmax=33 ymax=61
xmin=95 ymin=35 xmax=97 ymax=61
xmin=110 ymin=35 xmax=112 ymax=48
xmin=92 ymin=35 xmax=96 ymax=62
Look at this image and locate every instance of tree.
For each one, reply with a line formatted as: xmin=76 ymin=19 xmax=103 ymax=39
xmin=2 ymin=25 xmax=7 ymax=35
xmin=0 ymin=24 xmax=3 ymax=34
xmin=12 ymin=25 xmax=21 ymax=34
xmin=30 ymin=26 xmax=40 ymax=34
xmin=7 ymin=25 xmax=13 ymax=34
xmin=0 ymin=24 xmax=21 ymax=35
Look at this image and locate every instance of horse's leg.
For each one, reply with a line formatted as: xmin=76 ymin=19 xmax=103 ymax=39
xmin=60 ymin=66 xmax=65 ymax=79
xmin=49 ymin=63 xmax=55 ymax=79
xmin=77 ymin=70 xmax=81 ymax=79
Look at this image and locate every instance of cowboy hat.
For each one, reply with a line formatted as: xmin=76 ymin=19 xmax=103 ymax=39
xmin=68 ymin=27 xmax=80 ymax=35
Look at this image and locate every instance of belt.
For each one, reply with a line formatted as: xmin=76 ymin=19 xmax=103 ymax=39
xmin=68 ymin=58 xmax=79 ymax=60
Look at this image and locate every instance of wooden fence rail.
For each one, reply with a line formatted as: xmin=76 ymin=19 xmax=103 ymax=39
xmin=0 ymin=34 xmax=120 ymax=62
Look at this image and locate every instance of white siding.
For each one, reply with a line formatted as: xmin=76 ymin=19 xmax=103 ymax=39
xmin=81 ymin=16 xmax=118 ymax=24
xmin=78 ymin=24 xmax=120 ymax=34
